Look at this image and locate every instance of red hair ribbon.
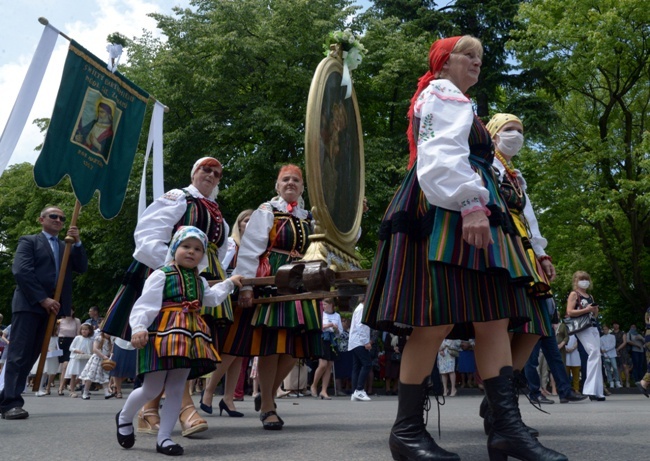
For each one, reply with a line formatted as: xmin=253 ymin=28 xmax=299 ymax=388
xmin=407 ymin=36 xmax=462 ymax=169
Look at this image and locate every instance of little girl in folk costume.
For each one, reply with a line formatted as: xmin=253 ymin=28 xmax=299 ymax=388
xmin=115 ymin=226 xmax=243 ymax=456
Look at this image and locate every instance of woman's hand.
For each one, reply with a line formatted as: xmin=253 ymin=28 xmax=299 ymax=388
xmin=131 ymin=331 xmax=148 ymax=349
xmin=540 ymin=259 xmax=556 ymax=281
xmin=228 ymin=274 xmax=244 ymax=289
xmin=462 ymin=210 xmax=493 ymax=250
xmin=239 ymin=289 xmax=254 ymax=308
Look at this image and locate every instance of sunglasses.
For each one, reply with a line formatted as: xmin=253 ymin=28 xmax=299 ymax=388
xmin=199 ymin=165 xmax=222 ymax=179
xmin=47 ymin=214 xmax=66 ymax=222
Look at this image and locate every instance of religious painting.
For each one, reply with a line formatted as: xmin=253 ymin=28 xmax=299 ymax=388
xmin=71 ymin=88 xmax=121 ymax=163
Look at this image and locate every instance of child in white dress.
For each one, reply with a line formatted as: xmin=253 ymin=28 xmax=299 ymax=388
xmin=79 ymin=330 xmax=114 ymax=399
xmin=65 ymin=323 xmax=94 ymax=397
xmin=115 ymin=226 xmax=243 ymax=456
xmin=565 ymin=335 xmax=581 ymax=393
xmin=31 ymin=323 xmax=61 ymax=396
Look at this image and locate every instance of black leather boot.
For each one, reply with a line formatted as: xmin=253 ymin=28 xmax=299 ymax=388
xmin=389 ymin=380 xmax=460 ymax=461
xmin=484 ymin=367 xmax=567 ymax=461
xmin=480 ymin=370 xmax=540 ymax=438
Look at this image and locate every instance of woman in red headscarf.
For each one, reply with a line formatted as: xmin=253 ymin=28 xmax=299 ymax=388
xmin=222 ymin=164 xmax=322 ymax=430
xmin=362 ymin=36 xmax=567 ymax=461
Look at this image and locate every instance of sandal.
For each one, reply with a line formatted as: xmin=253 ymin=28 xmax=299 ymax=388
xmin=69 ymin=392 xmax=78 ymax=398
xmin=179 ymin=404 xmax=208 ymax=437
xmin=115 ymin=411 xmax=135 ymax=449
xmin=156 ymin=438 xmax=184 ymax=456
xmin=260 ymin=410 xmax=283 ymax=431
xmin=137 ymin=408 xmax=160 ymax=435
xmin=115 ymin=392 xmax=123 ymax=399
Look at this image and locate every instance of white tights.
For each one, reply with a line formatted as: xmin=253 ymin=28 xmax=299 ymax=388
xmin=118 ymin=368 xmax=190 ymax=447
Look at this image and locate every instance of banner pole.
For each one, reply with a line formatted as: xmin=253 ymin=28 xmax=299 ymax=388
xmin=32 ymin=200 xmax=82 ymax=392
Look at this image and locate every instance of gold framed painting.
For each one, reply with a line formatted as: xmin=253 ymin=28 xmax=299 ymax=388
xmin=304 ymin=50 xmax=364 ymax=269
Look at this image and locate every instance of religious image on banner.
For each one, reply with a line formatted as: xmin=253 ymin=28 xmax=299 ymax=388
xmin=72 ymin=90 xmax=121 ymax=162
xmin=34 ymin=40 xmax=149 ymax=219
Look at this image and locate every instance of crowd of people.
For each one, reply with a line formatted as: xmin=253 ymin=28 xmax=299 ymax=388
xmin=1 ymin=32 xmax=650 ymax=461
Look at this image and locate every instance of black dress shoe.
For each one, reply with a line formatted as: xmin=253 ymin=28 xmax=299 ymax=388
xmin=2 ymin=407 xmax=29 ymax=420
xmin=260 ymin=411 xmax=283 ymax=430
xmin=534 ymin=395 xmax=555 ymax=404
xmin=588 ymin=395 xmax=606 ymax=401
xmin=115 ymin=411 xmax=135 ymax=448
xmin=560 ymin=390 xmax=588 ymax=403
xmin=156 ymin=439 xmax=184 ymax=456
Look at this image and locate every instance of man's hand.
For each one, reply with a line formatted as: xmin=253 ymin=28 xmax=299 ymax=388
xmin=40 ymin=298 xmax=60 ymax=315
xmin=66 ymin=226 xmax=80 ymax=244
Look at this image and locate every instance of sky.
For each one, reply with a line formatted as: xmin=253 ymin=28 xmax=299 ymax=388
xmin=0 ymin=0 xmax=372 ymax=169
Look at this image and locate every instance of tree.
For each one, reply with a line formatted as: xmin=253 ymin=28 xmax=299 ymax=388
xmin=511 ymin=0 xmax=650 ymax=320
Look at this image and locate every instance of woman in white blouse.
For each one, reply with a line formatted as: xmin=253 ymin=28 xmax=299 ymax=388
xmin=224 ymin=164 xmax=322 ymax=430
xmin=362 ymin=36 xmax=567 ymax=461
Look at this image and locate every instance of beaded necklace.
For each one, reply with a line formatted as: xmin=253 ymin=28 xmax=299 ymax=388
xmin=495 ymin=149 xmax=523 ymax=198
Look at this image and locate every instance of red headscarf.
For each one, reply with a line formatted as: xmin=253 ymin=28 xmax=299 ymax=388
xmin=277 ymin=164 xmax=303 ymax=182
xmin=407 ymin=36 xmax=462 ymax=169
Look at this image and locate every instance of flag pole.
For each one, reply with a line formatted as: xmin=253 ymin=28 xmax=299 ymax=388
xmin=32 ymin=200 xmax=82 ymax=392
xmin=37 ymin=17 xmax=169 ymax=113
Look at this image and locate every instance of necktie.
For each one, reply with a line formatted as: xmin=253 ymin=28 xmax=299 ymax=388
xmin=50 ymin=236 xmax=60 ymax=275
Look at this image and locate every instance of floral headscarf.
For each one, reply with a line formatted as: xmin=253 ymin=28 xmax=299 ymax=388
xmin=165 ymin=225 xmax=209 ymax=272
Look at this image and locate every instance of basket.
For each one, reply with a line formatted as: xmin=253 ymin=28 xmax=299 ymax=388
xmin=101 ymin=359 xmax=117 ymax=371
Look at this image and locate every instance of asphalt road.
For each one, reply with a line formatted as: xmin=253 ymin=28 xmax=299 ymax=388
xmin=1 ymin=387 xmax=647 ymax=461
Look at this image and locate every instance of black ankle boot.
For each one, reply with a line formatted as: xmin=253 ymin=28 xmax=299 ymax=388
xmin=480 ymin=370 xmax=540 ymax=438
xmin=388 ymin=380 xmax=460 ymax=461
xmin=484 ymin=367 xmax=567 ymax=461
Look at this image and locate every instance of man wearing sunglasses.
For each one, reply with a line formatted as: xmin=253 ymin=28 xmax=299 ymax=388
xmin=0 ymin=206 xmax=88 ymax=420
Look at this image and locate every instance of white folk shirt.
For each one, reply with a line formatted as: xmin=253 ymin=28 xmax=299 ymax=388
xmin=129 ymin=269 xmax=234 ymax=335
xmin=133 ymin=184 xmax=230 ymax=269
xmin=348 ymin=303 xmax=370 ymax=351
xmin=233 ymin=197 xmax=310 ymax=286
xmin=414 ymin=79 xmax=490 ymax=212
xmin=493 ymin=160 xmax=549 ymax=257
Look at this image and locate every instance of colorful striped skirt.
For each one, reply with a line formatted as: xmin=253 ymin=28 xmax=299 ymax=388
xmin=137 ymin=304 xmax=220 ymax=380
xmin=363 ymin=161 xmax=540 ymax=339
xmin=221 ymin=305 xmax=323 ymax=358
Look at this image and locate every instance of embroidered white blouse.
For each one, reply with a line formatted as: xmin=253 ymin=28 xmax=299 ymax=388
xmin=233 ymin=197 xmax=311 ymax=287
xmin=133 ymin=184 xmax=230 ymax=269
xmin=414 ymin=79 xmax=490 ymax=212
xmin=129 ymin=269 xmax=235 ymax=335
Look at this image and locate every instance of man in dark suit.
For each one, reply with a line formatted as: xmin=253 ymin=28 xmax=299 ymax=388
xmin=0 ymin=206 xmax=88 ymax=420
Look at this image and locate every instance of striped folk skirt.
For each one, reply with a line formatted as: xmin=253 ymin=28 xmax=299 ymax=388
xmin=363 ymin=161 xmax=541 ymax=339
xmin=137 ymin=304 xmax=220 ymax=380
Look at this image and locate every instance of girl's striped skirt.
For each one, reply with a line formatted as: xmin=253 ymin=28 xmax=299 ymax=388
xmin=137 ymin=303 xmax=220 ymax=380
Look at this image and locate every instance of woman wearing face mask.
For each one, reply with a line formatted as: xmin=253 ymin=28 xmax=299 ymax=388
xmin=481 ymin=115 xmax=585 ymax=435
xmin=566 ymin=271 xmax=605 ymax=401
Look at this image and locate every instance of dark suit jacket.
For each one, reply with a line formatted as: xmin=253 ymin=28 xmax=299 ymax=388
xmin=11 ymin=232 xmax=88 ymax=317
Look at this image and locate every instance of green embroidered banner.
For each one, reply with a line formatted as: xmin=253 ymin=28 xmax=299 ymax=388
xmin=34 ymin=40 xmax=149 ymax=219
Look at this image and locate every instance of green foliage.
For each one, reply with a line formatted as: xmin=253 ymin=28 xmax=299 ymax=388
xmin=3 ymin=0 xmax=647 ymax=328
xmin=511 ymin=0 xmax=650 ymax=321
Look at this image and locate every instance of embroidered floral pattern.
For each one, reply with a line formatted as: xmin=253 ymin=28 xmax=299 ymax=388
xmin=418 ymin=113 xmax=435 ymax=144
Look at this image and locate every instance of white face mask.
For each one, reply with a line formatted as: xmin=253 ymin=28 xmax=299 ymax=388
xmin=577 ymin=280 xmax=590 ymax=289
xmin=496 ymin=131 xmax=524 ymax=157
